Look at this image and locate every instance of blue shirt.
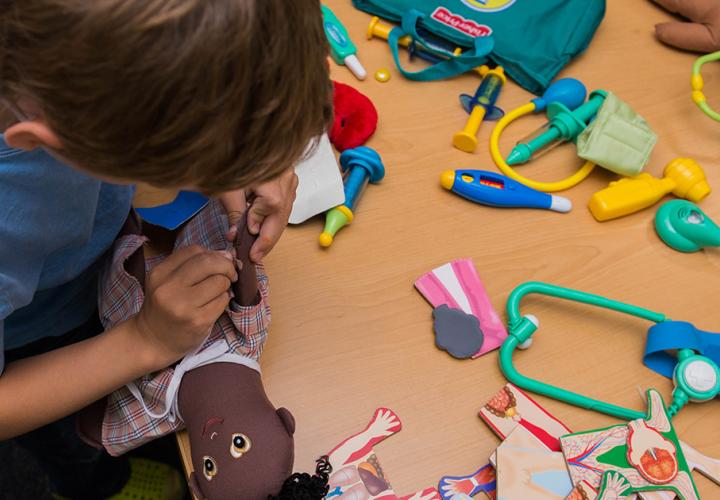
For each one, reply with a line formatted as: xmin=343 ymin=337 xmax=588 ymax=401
xmin=0 ymin=135 xmax=134 ymax=373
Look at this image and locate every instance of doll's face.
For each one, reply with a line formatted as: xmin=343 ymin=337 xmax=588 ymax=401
xmin=188 ymin=408 xmax=295 ymax=500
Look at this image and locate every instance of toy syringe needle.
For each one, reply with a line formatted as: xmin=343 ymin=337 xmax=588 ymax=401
xmin=506 ymin=91 xmax=607 ymax=166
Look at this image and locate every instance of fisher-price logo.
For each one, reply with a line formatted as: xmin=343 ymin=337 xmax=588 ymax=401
xmin=431 ymin=8 xmax=493 ymax=38
xmin=461 ymin=0 xmax=516 ymax=12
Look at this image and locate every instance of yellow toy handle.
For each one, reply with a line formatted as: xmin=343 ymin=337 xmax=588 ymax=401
xmin=489 ymin=103 xmax=596 ymax=193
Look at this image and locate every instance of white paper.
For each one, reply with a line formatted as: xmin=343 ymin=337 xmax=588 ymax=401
xmin=289 ymin=134 xmax=345 ymax=224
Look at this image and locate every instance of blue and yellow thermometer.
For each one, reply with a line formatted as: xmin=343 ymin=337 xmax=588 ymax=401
xmin=441 ymin=170 xmax=572 ymax=212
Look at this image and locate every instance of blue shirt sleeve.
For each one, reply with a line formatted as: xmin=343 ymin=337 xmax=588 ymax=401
xmin=0 ymin=136 xmax=133 ymax=365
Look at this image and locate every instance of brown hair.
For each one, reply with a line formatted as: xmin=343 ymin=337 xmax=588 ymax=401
xmin=0 ymin=0 xmax=332 ymax=194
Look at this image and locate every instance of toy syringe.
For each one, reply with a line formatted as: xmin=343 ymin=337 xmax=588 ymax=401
xmin=506 ymin=90 xmax=607 ymax=166
xmin=319 ymin=147 xmax=385 ymax=247
xmin=453 ymin=66 xmax=506 ymax=153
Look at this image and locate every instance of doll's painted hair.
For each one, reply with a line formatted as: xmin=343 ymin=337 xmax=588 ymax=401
xmin=0 ymin=0 xmax=332 ymax=193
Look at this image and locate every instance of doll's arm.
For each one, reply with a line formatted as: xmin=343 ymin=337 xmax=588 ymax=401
xmin=327 ymin=408 xmax=402 ymax=467
xmin=652 ymin=0 xmax=720 ymax=52
xmin=232 ymin=212 xmax=260 ymax=307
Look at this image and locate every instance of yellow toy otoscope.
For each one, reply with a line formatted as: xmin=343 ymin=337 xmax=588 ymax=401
xmin=691 ymin=51 xmax=720 ymax=122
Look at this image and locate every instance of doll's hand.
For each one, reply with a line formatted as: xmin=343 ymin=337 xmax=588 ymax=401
xmin=652 ymin=0 xmax=720 ymax=52
xmin=132 ymin=245 xmax=237 ymax=367
xmin=220 ymin=168 xmax=298 ymax=263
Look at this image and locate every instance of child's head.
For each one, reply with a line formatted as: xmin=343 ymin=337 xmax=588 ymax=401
xmin=0 ymin=0 xmax=332 ymax=194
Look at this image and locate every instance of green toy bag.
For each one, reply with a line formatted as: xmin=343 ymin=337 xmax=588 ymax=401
xmin=353 ymin=0 xmax=606 ymax=94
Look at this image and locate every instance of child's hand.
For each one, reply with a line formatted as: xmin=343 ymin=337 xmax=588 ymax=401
xmin=220 ymin=168 xmax=298 ymax=263
xmin=131 ymin=245 xmax=238 ymax=367
xmin=653 ymin=0 xmax=720 ymax=52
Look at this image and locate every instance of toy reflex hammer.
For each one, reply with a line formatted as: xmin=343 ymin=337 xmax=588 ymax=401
xmin=319 ymin=147 xmax=385 ymax=247
xmin=440 ymin=170 xmax=571 ymax=213
xmin=453 ymin=66 xmax=506 ymax=153
xmin=322 ymin=5 xmax=366 ymax=80
xmin=589 ymin=158 xmax=710 ymax=221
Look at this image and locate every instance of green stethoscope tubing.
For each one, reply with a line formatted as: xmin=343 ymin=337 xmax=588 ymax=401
xmin=500 ymin=282 xmax=667 ymax=421
xmin=692 ymin=51 xmax=720 ymax=122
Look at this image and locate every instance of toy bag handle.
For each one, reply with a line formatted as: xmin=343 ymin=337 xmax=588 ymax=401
xmin=387 ymin=9 xmax=493 ymax=81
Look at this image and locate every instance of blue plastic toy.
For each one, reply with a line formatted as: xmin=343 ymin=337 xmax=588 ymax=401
xmin=440 ymin=170 xmax=572 ymax=213
xmin=319 ymin=147 xmax=385 ymax=247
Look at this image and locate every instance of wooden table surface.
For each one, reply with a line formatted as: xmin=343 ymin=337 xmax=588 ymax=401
xmin=172 ymin=0 xmax=720 ymax=495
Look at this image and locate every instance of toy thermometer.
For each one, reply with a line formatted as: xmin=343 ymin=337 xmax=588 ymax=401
xmin=321 ymin=5 xmax=366 ymax=80
xmin=441 ymin=170 xmax=571 ymax=212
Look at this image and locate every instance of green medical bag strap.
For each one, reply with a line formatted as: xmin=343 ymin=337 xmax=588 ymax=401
xmin=387 ymin=9 xmax=493 ymax=81
xmin=499 ymin=281 xmax=668 ymax=421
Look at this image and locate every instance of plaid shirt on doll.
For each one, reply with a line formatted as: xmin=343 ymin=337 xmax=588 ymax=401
xmin=98 ymin=199 xmax=270 ymax=456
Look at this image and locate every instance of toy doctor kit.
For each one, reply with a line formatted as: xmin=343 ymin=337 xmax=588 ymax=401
xmin=655 ymin=200 xmax=720 ymax=252
xmin=322 ymin=4 xmax=367 ymax=80
xmin=500 ymin=281 xmax=720 ymax=421
xmin=440 ymin=170 xmax=571 ymax=213
xmin=365 ymin=16 xmax=485 ymax=76
xmin=589 ymin=157 xmax=711 ymax=222
xmin=691 ymin=51 xmax=720 ymax=122
xmin=319 ymin=146 xmax=385 ymax=248
xmin=452 ymin=66 xmax=506 ymax=153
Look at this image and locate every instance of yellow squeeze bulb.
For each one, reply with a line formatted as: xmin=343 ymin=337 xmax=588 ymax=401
xmin=588 ymin=158 xmax=711 ymax=221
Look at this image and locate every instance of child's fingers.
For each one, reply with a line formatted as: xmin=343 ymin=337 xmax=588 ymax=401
xmin=200 ymin=291 xmax=233 ymax=326
xmin=249 ymin=213 xmax=286 ymax=263
xmin=176 ymin=250 xmax=238 ymax=286
xmin=218 ymin=190 xmax=249 ymax=227
xmin=651 ymin=0 xmax=714 ymax=22
xmin=655 ymin=21 xmax=720 ymax=52
xmin=149 ymin=245 xmax=207 ymax=283
xmin=225 ymin=224 xmax=238 ymax=243
xmin=192 ymin=274 xmax=233 ymax=307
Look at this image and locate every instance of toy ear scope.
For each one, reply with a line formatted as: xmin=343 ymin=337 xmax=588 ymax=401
xmin=500 ymin=282 xmax=720 ymax=420
xmin=489 ymin=78 xmax=599 ymax=192
xmin=691 ymin=51 xmax=720 ymax=122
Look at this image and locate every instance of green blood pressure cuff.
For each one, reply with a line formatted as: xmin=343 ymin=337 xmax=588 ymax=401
xmin=577 ymin=91 xmax=657 ymax=177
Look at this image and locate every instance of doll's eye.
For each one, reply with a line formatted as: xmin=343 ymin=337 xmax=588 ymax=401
xmin=202 ymin=456 xmax=217 ymax=481
xmin=230 ymin=433 xmax=251 ymax=458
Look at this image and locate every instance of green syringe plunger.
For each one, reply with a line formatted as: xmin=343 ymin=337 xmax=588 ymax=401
xmin=506 ymin=90 xmax=608 ymax=166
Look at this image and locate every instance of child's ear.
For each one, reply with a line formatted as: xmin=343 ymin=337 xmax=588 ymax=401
xmin=187 ymin=471 xmax=205 ymax=500
xmin=277 ymin=407 xmax=295 ymax=436
xmin=4 ymin=120 xmax=63 ymax=151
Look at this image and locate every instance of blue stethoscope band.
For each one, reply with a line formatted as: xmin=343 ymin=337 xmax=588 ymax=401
xmin=644 ymin=321 xmax=720 ymax=379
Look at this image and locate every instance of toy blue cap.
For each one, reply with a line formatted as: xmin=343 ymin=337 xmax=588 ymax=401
xmin=339 ymin=146 xmax=386 ymax=183
xmin=531 ymin=78 xmax=587 ymax=113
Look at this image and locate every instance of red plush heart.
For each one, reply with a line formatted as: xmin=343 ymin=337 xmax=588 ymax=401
xmin=329 ymin=81 xmax=378 ymax=152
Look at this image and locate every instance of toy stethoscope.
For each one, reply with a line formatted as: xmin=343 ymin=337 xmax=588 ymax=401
xmin=691 ymin=51 xmax=720 ymax=122
xmin=500 ymin=282 xmax=720 ymax=420
xmin=490 ymin=78 xmax=597 ymax=193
